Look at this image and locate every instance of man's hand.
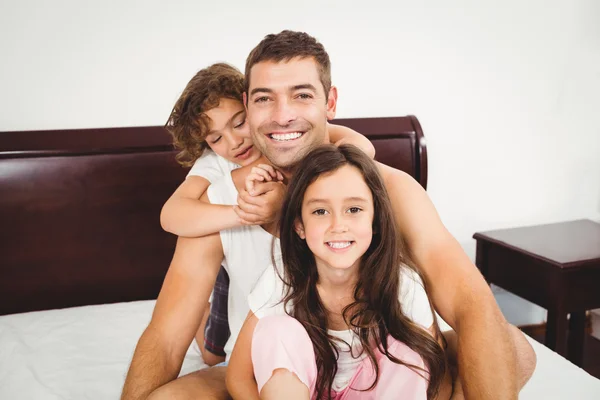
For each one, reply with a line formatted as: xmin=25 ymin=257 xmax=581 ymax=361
xmin=234 ymin=164 xmax=285 ymax=226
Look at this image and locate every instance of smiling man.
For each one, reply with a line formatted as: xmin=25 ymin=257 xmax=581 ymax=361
xmin=121 ymin=31 xmax=535 ymax=400
xmin=246 ymin=71 xmax=328 ymax=170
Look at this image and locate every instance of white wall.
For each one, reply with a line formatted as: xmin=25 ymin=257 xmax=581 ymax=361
xmin=1 ymin=0 xmax=599 ymax=325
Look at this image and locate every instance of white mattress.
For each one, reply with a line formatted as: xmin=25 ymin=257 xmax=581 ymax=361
xmin=1 ymin=301 xmax=599 ymax=399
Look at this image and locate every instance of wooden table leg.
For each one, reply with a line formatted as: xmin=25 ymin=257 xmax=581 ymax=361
xmin=546 ymin=308 xmax=568 ymax=356
xmin=568 ymin=311 xmax=586 ymax=367
xmin=475 ymin=241 xmax=489 ymax=283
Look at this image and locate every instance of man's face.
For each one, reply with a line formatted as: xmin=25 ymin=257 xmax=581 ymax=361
xmin=245 ymin=57 xmax=337 ymax=172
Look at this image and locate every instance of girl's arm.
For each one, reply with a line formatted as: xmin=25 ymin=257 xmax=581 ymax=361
xmin=328 ymin=123 xmax=376 ymax=159
xmin=160 ymin=176 xmax=241 ymax=237
xmin=226 ymin=311 xmax=261 ymax=400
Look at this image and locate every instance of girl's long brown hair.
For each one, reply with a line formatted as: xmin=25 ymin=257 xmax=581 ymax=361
xmin=277 ymin=144 xmax=446 ymax=399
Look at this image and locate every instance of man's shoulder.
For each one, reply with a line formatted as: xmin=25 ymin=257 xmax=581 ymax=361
xmin=231 ymin=165 xmax=250 ymax=192
xmin=375 ymin=160 xmax=442 ymax=241
xmin=171 ymin=234 xmax=224 ymax=273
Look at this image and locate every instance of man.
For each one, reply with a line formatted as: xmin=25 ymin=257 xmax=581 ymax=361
xmin=122 ymin=31 xmax=535 ymax=400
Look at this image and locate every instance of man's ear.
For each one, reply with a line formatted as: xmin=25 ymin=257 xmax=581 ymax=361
xmin=243 ymin=92 xmax=248 ymax=111
xmin=294 ymin=219 xmax=306 ymax=239
xmin=326 ymin=86 xmax=338 ymax=120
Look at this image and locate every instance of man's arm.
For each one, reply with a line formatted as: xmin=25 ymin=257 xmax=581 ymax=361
xmin=121 ymin=233 xmax=224 ymax=400
xmin=380 ymin=164 xmax=532 ymax=399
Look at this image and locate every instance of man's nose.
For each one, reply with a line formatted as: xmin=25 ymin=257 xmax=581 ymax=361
xmin=271 ymin=99 xmax=296 ymax=127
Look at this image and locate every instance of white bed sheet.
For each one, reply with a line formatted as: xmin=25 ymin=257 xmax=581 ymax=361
xmin=1 ymin=301 xmax=599 ymax=399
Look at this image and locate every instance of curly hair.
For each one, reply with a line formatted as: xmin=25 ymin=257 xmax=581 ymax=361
xmin=165 ymin=63 xmax=244 ymax=166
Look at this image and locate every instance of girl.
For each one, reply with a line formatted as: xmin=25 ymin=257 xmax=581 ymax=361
xmin=227 ymin=145 xmax=453 ymax=400
xmin=161 ymin=63 xmax=376 ymax=365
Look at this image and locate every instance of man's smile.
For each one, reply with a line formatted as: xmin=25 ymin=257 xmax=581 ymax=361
xmin=268 ymin=132 xmax=305 ymax=142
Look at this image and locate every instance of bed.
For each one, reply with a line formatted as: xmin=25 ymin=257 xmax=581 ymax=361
xmin=1 ymin=116 xmax=599 ymax=399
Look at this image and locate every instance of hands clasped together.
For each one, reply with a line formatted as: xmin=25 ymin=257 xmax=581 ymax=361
xmin=234 ymin=164 xmax=285 ymax=226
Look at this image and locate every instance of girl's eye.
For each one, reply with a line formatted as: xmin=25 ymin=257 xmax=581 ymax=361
xmin=211 ymin=136 xmax=222 ymax=144
xmin=348 ymin=207 xmax=362 ymax=214
xmin=312 ymin=209 xmax=328 ymax=216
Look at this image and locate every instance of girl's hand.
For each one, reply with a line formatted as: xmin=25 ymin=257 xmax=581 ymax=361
xmin=245 ymin=164 xmax=284 ymax=196
xmin=333 ymin=137 xmax=350 ymax=147
xmin=234 ymin=181 xmax=286 ymax=226
xmin=236 ymin=164 xmax=285 ymax=226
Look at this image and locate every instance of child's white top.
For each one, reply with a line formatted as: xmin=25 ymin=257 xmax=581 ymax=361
xmin=248 ymin=262 xmax=434 ymax=392
xmin=187 ymin=150 xmax=239 ymax=183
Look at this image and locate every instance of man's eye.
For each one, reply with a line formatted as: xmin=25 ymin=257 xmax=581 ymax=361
xmin=348 ymin=207 xmax=362 ymax=214
xmin=255 ymin=96 xmax=270 ymax=103
xmin=297 ymin=93 xmax=312 ymax=100
xmin=312 ymin=209 xmax=328 ymax=216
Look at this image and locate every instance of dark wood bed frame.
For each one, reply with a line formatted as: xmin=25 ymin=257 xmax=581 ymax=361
xmin=0 ymin=116 xmax=427 ymax=316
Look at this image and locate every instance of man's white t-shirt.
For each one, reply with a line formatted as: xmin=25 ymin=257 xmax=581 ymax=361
xmin=248 ymin=261 xmax=434 ymax=391
xmin=206 ymin=171 xmax=281 ymax=358
xmin=187 ymin=150 xmax=239 ymax=183
xmin=185 ymin=150 xmax=238 ymax=303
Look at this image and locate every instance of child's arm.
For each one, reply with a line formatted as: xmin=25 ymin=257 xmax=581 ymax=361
xmin=328 ymin=123 xmax=376 ymax=159
xmin=234 ymin=164 xmax=285 ymax=226
xmin=160 ymin=176 xmax=240 ymax=237
xmin=226 ymin=311 xmax=261 ymax=400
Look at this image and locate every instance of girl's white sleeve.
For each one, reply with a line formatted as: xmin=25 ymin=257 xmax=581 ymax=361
xmin=248 ymin=262 xmax=288 ymax=319
xmin=399 ymin=268 xmax=435 ymax=329
xmin=187 ymin=150 xmax=239 ymax=183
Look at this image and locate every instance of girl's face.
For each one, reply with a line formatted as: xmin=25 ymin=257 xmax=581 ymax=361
xmin=295 ymin=165 xmax=374 ymax=274
xmin=204 ymin=98 xmax=261 ymax=166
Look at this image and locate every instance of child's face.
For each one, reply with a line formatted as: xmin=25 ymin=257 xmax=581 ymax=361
xmin=295 ymin=165 xmax=374 ymax=274
xmin=204 ymin=98 xmax=261 ymax=166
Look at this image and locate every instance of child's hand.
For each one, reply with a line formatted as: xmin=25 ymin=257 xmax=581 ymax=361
xmin=234 ymin=180 xmax=285 ymax=226
xmin=333 ymin=137 xmax=350 ymax=148
xmin=245 ymin=164 xmax=284 ymax=196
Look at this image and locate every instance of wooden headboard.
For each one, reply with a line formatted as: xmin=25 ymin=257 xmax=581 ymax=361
xmin=0 ymin=116 xmax=427 ymax=315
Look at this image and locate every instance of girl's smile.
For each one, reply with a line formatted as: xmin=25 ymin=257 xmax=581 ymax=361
xmin=296 ymin=164 xmax=374 ymax=274
xmin=325 ymin=240 xmax=354 ymax=252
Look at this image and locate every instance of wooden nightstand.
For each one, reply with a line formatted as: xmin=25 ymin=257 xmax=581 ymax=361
xmin=473 ymin=219 xmax=600 ymax=366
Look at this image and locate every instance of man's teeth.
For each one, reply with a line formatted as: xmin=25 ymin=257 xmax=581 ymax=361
xmin=270 ymin=132 xmax=303 ymax=141
xmin=328 ymin=242 xmax=352 ymax=249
